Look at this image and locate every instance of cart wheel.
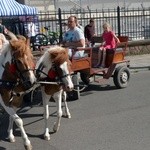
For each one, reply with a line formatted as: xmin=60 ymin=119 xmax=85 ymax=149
xmin=113 ymin=66 xmax=130 ymax=89
xmin=67 ymin=74 xmax=80 ymax=100
xmin=34 ymin=33 xmax=48 ymax=46
xmin=80 ymin=72 xmax=90 ymax=85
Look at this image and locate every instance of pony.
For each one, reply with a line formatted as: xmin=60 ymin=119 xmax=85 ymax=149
xmin=35 ymin=46 xmax=74 ymax=140
xmin=0 ymin=35 xmax=36 ymax=150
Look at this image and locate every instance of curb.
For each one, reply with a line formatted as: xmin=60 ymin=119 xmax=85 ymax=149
xmin=129 ymin=66 xmax=150 ymax=72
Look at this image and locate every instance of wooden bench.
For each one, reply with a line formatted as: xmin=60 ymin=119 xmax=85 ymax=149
xmin=106 ymin=36 xmax=128 ymax=67
xmin=71 ymin=47 xmax=92 ymax=73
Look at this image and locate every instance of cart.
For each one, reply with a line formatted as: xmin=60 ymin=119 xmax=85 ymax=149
xmin=68 ymin=36 xmax=130 ymax=100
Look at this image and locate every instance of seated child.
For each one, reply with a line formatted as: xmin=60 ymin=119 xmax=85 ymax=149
xmin=95 ymin=22 xmax=120 ymax=68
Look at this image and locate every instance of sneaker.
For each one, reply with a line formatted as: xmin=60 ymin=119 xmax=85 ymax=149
xmin=94 ymin=64 xmax=100 ymax=68
xmin=99 ymin=65 xmax=105 ymax=68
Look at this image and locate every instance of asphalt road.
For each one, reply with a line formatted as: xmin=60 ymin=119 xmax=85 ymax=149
xmin=0 ymin=70 xmax=150 ymax=150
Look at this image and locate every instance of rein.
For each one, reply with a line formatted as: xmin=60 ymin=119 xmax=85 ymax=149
xmin=11 ymin=58 xmax=34 ymax=78
xmin=35 ymin=64 xmax=71 ymax=84
xmin=35 ymin=68 xmax=63 ymax=85
xmin=51 ymin=63 xmax=71 ymax=80
xmin=35 ymin=67 xmax=87 ymax=91
xmin=8 ymin=83 xmax=40 ymax=105
xmin=0 ymin=78 xmax=38 ymax=105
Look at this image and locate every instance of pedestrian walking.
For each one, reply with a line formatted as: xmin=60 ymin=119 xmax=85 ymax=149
xmin=26 ymin=17 xmax=37 ymax=49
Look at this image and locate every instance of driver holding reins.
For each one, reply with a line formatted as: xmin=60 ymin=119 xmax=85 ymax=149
xmin=62 ymin=15 xmax=85 ymax=58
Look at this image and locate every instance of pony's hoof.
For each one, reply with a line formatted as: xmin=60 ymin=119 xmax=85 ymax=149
xmin=44 ymin=135 xmax=50 ymax=141
xmin=24 ymin=144 xmax=32 ymax=150
xmin=66 ymin=114 xmax=71 ymax=119
xmin=53 ymin=123 xmax=60 ymax=132
xmin=9 ymin=137 xmax=16 ymax=143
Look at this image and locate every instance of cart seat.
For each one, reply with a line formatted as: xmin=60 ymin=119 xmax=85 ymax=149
xmin=71 ymin=47 xmax=92 ymax=72
xmin=105 ymin=36 xmax=129 ymax=67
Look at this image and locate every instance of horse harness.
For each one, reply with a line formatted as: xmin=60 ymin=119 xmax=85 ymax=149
xmin=0 ymin=52 xmax=35 ymax=105
xmin=36 ymin=62 xmax=71 ymax=85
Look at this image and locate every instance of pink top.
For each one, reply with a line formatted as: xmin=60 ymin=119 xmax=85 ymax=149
xmin=102 ymin=31 xmax=116 ymax=49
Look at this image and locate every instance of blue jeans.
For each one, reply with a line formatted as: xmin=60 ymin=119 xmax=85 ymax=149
xmin=68 ymin=48 xmax=85 ymax=58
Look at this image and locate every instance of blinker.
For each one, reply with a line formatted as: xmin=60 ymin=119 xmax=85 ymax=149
xmin=48 ymin=69 xmax=57 ymax=79
xmin=9 ymin=64 xmax=16 ymax=74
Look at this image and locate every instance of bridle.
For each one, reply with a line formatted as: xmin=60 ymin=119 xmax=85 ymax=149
xmin=0 ymin=52 xmax=36 ymax=105
xmin=11 ymin=55 xmax=34 ymax=82
xmin=53 ymin=63 xmax=71 ymax=79
xmin=36 ymin=62 xmax=71 ymax=84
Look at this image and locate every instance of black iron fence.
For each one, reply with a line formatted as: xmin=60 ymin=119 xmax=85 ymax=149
xmin=1 ymin=6 xmax=150 ymax=41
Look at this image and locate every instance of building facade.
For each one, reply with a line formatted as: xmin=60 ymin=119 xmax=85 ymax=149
xmin=17 ymin=0 xmax=55 ymax=11
xmin=17 ymin=0 xmax=150 ymax=12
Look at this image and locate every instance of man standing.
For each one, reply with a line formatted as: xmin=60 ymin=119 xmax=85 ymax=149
xmin=84 ymin=19 xmax=96 ymax=46
xmin=62 ymin=16 xmax=85 ymax=58
xmin=26 ymin=17 xmax=37 ymax=49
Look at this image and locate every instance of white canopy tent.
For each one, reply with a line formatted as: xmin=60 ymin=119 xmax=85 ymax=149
xmin=0 ymin=0 xmax=38 ymax=16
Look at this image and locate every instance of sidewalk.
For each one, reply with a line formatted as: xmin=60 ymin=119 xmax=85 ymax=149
xmin=126 ymin=54 xmax=150 ymax=70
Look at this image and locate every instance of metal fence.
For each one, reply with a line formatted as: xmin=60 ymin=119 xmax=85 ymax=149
xmin=37 ymin=6 xmax=150 ymax=41
xmin=1 ymin=6 xmax=150 ymax=41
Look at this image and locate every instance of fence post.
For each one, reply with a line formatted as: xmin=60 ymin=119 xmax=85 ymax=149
xmin=58 ymin=8 xmax=63 ymax=43
xmin=117 ymin=6 xmax=121 ymax=36
xmin=87 ymin=6 xmax=91 ymax=18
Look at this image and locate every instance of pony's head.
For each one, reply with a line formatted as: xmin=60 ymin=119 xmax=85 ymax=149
xmin=36 ymin=46 xmax=73 ymax=91
xmin=7 ymin=39 xmax=36 ymax=90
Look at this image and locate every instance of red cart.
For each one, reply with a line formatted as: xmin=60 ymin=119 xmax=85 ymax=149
xmin=69 ymin=36 xmax=130 ymax=100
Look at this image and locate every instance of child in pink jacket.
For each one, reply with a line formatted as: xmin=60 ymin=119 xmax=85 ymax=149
xmin=95 ymin=22 xmax=120 ymax=68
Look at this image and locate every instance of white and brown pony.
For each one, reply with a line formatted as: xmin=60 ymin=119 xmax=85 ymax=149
xmin=35 ymin=46 xmax=73 ymax=140
xmin=0 ymin=37 xmax=36 ymax=150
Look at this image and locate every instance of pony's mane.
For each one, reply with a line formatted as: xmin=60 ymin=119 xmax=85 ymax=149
xmin=48 ymin=46 xmax=69 ymax=65
xmin=10 ymin=39 xmax=32 ymax=58
xmin=11 ymin=39 xmax=35 ymax=69
xmin=16 ymin=35 xmax=27 ymax=43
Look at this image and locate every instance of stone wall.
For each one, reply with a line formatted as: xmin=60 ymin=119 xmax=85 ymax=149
xmin=126 ymin=45 xmax=150 ymax=56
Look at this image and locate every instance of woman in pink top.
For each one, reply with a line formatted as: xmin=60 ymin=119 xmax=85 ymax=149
xmin=95 ymin=22 xmax=120 ymax=68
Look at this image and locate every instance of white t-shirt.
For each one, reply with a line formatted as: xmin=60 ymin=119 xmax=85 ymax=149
xmin=27 ymin=22 xmax=36 ymax=37
xmin=63 ymin=27 xmax=85 ymax=58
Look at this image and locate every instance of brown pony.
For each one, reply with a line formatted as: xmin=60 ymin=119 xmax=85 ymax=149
xmin=35 ymin=46 xmax=73 ymax=140
xmin=0 ymin=37 xmax=36 ymax=150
